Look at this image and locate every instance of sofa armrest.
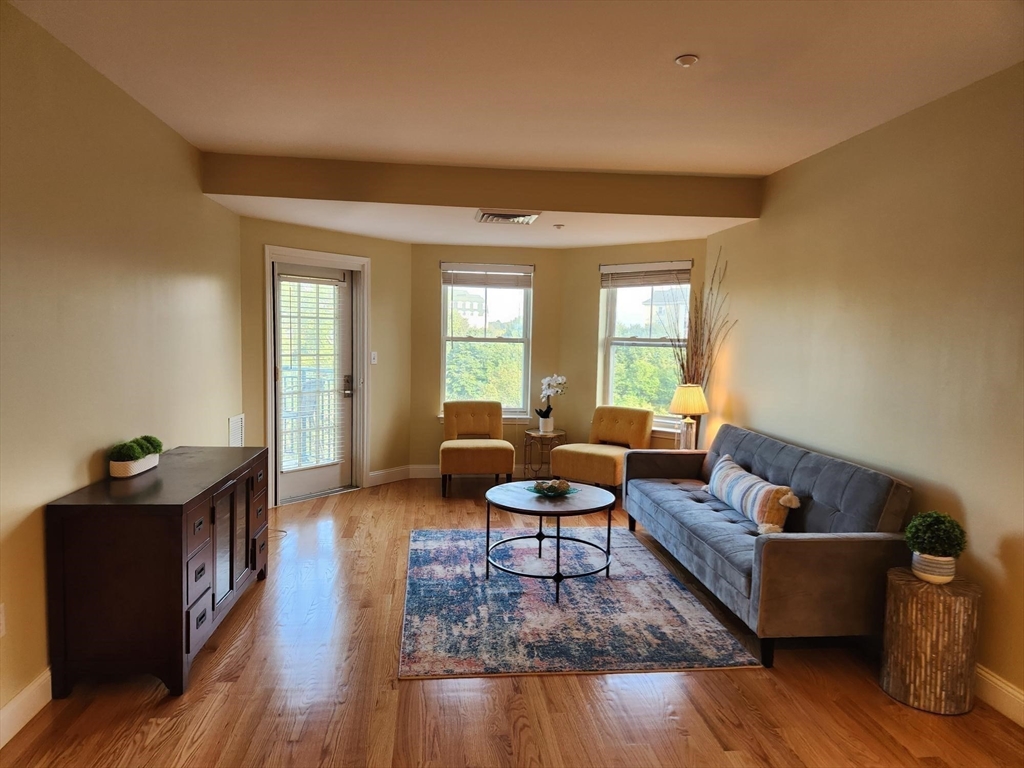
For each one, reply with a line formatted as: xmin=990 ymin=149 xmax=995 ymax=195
xmin=623 ymin=450 xmax=707 ymax=496
xmin=751 ymin=532 xmax=910 ymax=639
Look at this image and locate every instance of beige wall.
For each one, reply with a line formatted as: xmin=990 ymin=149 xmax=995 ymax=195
xmin=706 ymin=63 xmax=1024 ymax=689
xmin=408 ymin=240 xmax=705 ymax=466
xmin=238 ymin=218 xmax=412 ymax=472
xmin=0 ymin=2 xmax=243 ymax=708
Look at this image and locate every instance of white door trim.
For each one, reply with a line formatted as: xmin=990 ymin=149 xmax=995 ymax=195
xmin=264 ymin=245 xmax=371 ymax=504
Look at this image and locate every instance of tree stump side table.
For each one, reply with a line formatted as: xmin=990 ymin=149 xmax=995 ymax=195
xmin=880 ymin=567 xmax=981 ymax=715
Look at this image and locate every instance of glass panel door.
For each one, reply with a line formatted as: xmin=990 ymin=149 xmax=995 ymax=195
xmin=275 ymin=266 xmax=353 ymax=503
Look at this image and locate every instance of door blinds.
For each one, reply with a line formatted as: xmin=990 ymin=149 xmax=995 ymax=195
xmin=440 ymin=262 xmax=534 ymax=288
xmin=599 ymin=260 xmax=693 ymax=288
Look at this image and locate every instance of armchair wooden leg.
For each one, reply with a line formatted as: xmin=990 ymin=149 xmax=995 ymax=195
xmin=441 ymin=474 xmax=448 ymax=497
xmin=760 ymin=638 xmax=775 ymax=668
xmin=506 ymin=473 xmax=512 ymax=483
xmin=494 ymin=474 xmax=499 ymax=485
xmin=627 ymin=514 xmax=636 ymax=532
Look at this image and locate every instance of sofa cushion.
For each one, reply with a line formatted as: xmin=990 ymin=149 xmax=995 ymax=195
xmin=628 ymin=478 xmax=758 ymax=596
xmin=550 ymin=443 xmax=629 ymax=486
xmin=706 ymin=454 xmax=799 ymax=534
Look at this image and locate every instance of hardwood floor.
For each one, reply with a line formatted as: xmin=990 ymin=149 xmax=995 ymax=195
xmin=3 ymin=478 xmax=1021 ymax=767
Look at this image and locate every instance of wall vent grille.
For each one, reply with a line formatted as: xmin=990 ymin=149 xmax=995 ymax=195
xmin=474 ymin=209 xmax=541 ymax=225
xmin=229 ymin=414 xmax=244 ymax=447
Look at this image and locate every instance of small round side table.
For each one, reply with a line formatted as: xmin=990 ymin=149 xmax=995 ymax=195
xmin=880 ymin=567 xmax=981 ymax=715
xmin=523 ymin=428 xmax=566 ymax=479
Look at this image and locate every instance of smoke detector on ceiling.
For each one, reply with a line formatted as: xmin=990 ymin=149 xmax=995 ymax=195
xmin=475 ymin=209 xmax=542 ymax=225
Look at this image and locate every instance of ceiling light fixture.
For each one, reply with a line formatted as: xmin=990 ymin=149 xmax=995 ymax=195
xmin=553 ymin=224 xmax=565 ymax=229
xmin=675 ymin=54 xmax=699 ymax=68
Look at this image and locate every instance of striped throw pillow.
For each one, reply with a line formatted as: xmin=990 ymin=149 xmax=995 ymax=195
xmin=704 ymin=454 xmax=800 ymax=534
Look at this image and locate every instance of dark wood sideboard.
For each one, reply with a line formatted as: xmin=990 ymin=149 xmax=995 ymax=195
xmin=45 ymin=446 xmax=270 ymax=697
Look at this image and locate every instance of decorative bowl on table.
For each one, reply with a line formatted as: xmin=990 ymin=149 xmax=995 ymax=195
xmin=528 ymin=479 xmax=578 ymax=497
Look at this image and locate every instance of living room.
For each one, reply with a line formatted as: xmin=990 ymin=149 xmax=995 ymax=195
xmin=1 ymin=1 xmax=1022 ymax=765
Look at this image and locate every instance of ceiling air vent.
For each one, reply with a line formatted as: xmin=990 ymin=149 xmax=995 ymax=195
xmin=474 ymin=209 xmax=542 ymax=225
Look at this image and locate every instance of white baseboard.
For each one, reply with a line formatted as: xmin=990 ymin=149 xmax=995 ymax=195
xmin=366 ymin=465 xmax=412 ymax=486
xmin=976 ymin=664 xmax=1024 ymax=726
xmin=0 ymin=668 xmax=51 ymax=749
xmin=367 ymin=465 xmax=528 ymax=486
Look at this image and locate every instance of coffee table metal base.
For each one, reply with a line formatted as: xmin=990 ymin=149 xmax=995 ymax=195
xmin=485 ymin=504 xmax=612 ymax=602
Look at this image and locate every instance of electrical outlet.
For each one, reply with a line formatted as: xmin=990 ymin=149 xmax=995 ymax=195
xmin=0 ymin=603 xmax=6 ymax=638
xmin=371 ymin=351 xmax=378 ymax=365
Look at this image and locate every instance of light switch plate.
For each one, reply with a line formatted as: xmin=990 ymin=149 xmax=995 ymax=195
xmin=371 ymin=352 xmax=378 ymax=364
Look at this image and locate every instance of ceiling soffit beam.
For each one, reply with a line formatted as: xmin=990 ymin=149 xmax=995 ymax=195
xmin=201 ymin=153 xmax=763 ymax=219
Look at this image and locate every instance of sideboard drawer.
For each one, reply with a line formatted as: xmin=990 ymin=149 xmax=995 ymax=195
xmin=252 ymin=459 xmax=268 ymax=500
xmin=249 ymin=490 xmax=267 ymax=535
xmin=185 ymin=503 xmax=211 ymax=558
xmin=186 ymin=540 xmax=212 ymax=607
xmin=186 ymin=588 xmax=214 ymax=655
xmin=253 ymin=526 xmax=269 ymax=579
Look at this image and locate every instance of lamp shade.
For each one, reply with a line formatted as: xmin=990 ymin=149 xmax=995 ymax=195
xmin=669 ymin=384 xmax=709 ymax=416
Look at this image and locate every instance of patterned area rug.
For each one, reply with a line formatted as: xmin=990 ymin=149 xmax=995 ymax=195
xmin=399 ymin=527 xmax=759 ymax=678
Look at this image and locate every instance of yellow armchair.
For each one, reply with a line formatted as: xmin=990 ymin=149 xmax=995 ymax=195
xmin=439 ymin=401 xmax=515 ymax=497
xmin=550 ymin=406 xmax=654 ymax=488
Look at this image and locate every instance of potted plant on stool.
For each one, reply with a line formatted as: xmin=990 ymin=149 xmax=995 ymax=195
xmin=905 ymin=511 xmax=967 ymax=584
xmin=108 ymin=435 xmax=163 ymax=478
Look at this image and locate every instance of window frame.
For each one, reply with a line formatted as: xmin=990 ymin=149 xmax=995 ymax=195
xmin=440 ymin=274 xmax=533 ymax=417
xmin=601 ymin=281 xmax=689 ymax=431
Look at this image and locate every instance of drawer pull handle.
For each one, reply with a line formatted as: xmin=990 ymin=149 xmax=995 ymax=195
xmin=196 ymin=609 xmax=207 ymax=629
xmin=194 ymin=563 xmax=205 ymax=582
xmin=257 ymin=505 xmax=264 ymax=519
xmin=193 ymin=518 xmax=203 ymax=534
xmin=257 ymin=470 xmax=264 ymax=483
xmin=259 ymin=540 xmax=266 ymax=554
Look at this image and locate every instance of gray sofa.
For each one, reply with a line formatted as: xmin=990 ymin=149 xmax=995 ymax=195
xmin=623 ymin=424 xmax=912 ymax=667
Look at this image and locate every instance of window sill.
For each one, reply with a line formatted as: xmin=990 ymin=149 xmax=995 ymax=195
xmin=437 ymin=414 xmax=532 ymax=425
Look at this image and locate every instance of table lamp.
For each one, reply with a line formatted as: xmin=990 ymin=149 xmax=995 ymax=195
xmin=669 ymin=384 xmax=709 ymax=450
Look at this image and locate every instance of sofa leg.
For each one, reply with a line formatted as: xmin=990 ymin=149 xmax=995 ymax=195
xmin=760 ymin=638 xmax=775 ymax=668
xmin=506 ymin=473 xmax=512 ymax=483
xmin=627 ymin=514 xmax=636 ymax=532
xmin=441 ymin=475 xmax=448 ymax=497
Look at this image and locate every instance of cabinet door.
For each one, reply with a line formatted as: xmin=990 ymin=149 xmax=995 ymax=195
xmin=232 ymin=472 xmax=251 ymax=586
xmin=212 ymin=487 xmax=233 ymax=607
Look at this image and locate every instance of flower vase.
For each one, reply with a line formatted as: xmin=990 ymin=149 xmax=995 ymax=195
xmin=539 ymin=417 xmax=554 ymax=433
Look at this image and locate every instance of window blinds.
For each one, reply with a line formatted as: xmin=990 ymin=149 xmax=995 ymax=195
xmin=440 ymin=262 xmax=534 ymax=289
xmin=599 ymin=259 xmax=692 ymax=288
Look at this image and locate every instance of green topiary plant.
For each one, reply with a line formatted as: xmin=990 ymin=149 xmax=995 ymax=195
xmin=138 ymin=435 xmax=163 ymax=454
xmin=108 ymin=441 xmax=144 ymax=462
xmin=905 ymin=511 xmax=967 ymax=558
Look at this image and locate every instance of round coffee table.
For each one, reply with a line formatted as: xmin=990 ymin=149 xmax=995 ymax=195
xmin=484 ymin=481 xmax=617 ymax=602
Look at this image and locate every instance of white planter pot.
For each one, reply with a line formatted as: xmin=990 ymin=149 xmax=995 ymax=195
xmin=110 ymin=452 xmax=159 ymax=478
xmin=911 ymin=552 xmax=956 ymax=584
xmin=538 ymin=417 xmax=554 ymax=433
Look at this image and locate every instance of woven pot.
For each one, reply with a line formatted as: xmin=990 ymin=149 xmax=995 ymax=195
xmin=109 ymin=452 xmax=159 ymax=478
xmin=911 ymin=552 xmax=956 ymax=585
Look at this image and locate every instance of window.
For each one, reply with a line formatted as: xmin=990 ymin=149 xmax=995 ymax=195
xmin=441 ymin=262 xmax=533 ymax=414
xmin=600 ymin=261 xmax=691 ymax=425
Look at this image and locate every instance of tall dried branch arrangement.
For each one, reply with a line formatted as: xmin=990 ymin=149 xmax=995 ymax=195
xmin=670 ymin=247 xmax=737 ymax=390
